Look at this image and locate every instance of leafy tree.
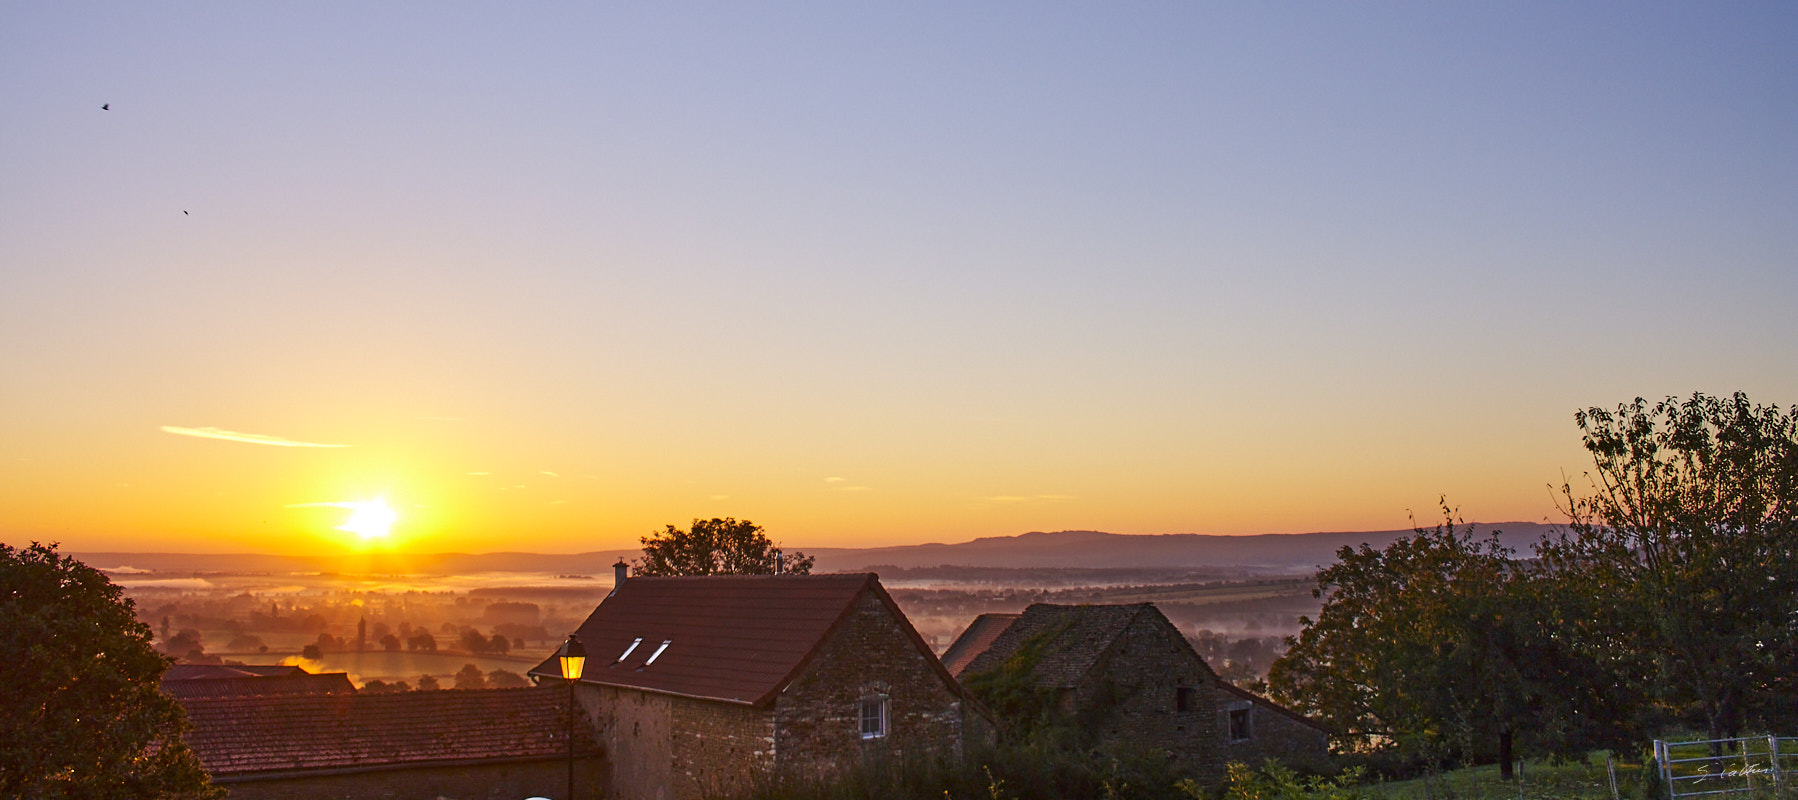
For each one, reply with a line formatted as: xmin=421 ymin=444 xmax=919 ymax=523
xmin=416 ymin=674 xmax=441 ymax=691
xmin=459 ymin=628 xmax=492 ymax=654
xmin=161 ymin=629 xmax=206 ymax=661
xmin=486 ymin=669 xmax=530 ymax=689
xmin=379 ymin=633 xmax=401 ymax=651
xmin=493 ymin=622 xmax=549 ymax=645
xmin=636 ymin=517 xmax=814 ymax=576
xmin=1541 ymin=392 xmax=1798 ymax=744
xmin=454 ymin=663 xmax=486 ymax=690
xmin=1267 ymin=505 xmax=1593 ymax=776
xmin=0 ymin=542 xmax=220 ymax=798
xmin=361 ymin=679 xmax=413 ymax=694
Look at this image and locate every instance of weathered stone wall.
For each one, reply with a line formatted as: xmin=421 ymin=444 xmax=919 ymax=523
xmin=772 ymin=589 xmax=974 ymax=778
xmin=213 ymin=757 xmax=602 ymax=800
xmin=1073 ymin=612 xmax=1227 ymax=785
xmin=582 ymin=682 xmax=674 ymax=800
xmin=668 ymin=695 xmax=776 ymax=800
xmin=1221 ymin=692 xmax=1332 ymax=775
xmin=576 ymin=586 xmax=982 ymax=799
xmin=581 ymin=682 xmax=777 ymax=800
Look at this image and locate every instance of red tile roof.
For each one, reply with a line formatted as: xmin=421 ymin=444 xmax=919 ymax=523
xmin=529 ymin=572 xmax=957 ymax=706
xmin=179 ymin=686 xmax=595 ymax=777
xmin=162 ymin=671 xmax=355 ymax=700
xmin=939 ymin=613 xmax=1020 ymax=677
xmin=166 ymin=664 xmax=306 ymax=680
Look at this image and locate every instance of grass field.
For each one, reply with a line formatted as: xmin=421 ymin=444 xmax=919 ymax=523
xmin=1359 ymin=755 xmax=1649 ymax=800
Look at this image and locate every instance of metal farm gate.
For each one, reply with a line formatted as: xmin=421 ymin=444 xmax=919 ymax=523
xmin=1655 ymin=737 xmax=1797 ymax=800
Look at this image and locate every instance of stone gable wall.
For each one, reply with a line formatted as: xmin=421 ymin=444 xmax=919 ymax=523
xmin=1221 ymin=693 xmax=1332 ymax=774
xmin=1076 ymin=611 xmax=1227 ymax=785
xmin=773 ymin=588 xmax=973 ymax=778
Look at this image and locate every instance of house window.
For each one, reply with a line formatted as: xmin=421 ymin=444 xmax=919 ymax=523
xmin=1229 ymin=708 xmax=1252 ymax=741
xmin=859 ymin=697 xmax=888 ymax=739
xmin=1176 ymin=686 xmax=1195 ymax=713
xmin=644 ymin=639 xmax=672 ymax=666
xmin=615 ymin=637 xmax=642 ymax=663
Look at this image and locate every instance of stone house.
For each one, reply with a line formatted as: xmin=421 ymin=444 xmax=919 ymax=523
xmin=178 ymin=685 xmax=600 ymax=800
xmin=949 ymin=603 xmax=1329 ymax=784
xmin=528 ymin=571 xmax=988 ymax=800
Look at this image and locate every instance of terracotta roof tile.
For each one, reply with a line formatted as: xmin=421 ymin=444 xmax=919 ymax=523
xmin=940 ymin=613 xmax=1020 ymax=678
xmin=179 ymin=686 xmax=595 ymax=776
xmin=162 ymin=672 xmax=355 ymax=700
xmin=529 ymin=573 xmax=952 ymax=706
xmin=166 ymin=664 xmax=304 ymax=680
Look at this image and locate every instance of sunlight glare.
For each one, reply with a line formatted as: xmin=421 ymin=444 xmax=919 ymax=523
xmin=337 ymin=498 xmax=398 ymax=540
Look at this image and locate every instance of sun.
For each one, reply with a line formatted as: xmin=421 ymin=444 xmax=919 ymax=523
xmin=336 ymin=498 xmax=398 ymax=540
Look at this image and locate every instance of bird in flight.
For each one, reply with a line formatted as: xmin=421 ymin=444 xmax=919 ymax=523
xmin=183 ymin=210 xmax=189 ymax=215
xmin=101 ymin=103 xmax=109 ymax=110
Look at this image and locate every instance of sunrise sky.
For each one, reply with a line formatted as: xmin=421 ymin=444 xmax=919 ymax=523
xmin=3 ymin=3 xmax=1794 ymax=555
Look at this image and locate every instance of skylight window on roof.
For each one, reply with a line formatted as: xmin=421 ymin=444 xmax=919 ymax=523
xmin=614 ymin=637 xmax=642 ymax=664
xmin=644 ymin=639 xmax=672 ymax=666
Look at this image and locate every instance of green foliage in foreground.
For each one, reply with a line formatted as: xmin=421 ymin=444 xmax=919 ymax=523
xmin=1219 ymin=761 xmax=1370 ymax=800
xmin=0 ymin=542 xmax=220 ymax=799
xmin=1358 ymin=753 xmax=1657 ymax=800
xmin=728 ymin=743 xmax=1211 ymax=800
xmin=1218 ymin=753 xmax=1686 ymax=800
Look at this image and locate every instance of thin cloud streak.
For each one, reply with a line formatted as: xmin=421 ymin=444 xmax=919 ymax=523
xmin=161 ymin=426 xmax=350 ymax=448
xmin=982 ymin=494 xmax=1075 ymax=504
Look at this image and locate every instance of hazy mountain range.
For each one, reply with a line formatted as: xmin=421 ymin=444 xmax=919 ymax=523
xmin=75 ymin=523 xmax=1563 ymax=577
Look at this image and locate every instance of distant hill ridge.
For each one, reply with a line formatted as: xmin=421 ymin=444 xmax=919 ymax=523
xmin=803 ymin=523 xmax=1560 ymax=572
xmin=74 ymin=523 xmax=1561 ymax=576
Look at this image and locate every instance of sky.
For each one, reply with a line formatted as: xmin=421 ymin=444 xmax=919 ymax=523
xmin=3 ymin=3 xmax=1794 ymax=556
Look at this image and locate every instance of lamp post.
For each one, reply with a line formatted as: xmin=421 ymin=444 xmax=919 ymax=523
xmin=557 ymin=634 xmax=586 ymax=800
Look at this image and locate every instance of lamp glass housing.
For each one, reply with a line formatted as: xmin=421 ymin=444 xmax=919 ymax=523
xmin=558 ymin=636 xmax=587 ymax=680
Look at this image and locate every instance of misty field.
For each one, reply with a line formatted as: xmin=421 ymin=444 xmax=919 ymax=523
xmin=119 ymin=563 xmax=1315 ymax=689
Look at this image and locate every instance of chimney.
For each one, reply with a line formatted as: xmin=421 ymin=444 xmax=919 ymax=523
xmin=611 ymin=559 xmax=629 ymax=596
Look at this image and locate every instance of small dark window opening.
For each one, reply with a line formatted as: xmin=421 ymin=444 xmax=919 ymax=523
xmin=860 ymin=697 xmax=887 ymax=740
xmin=1176 ymin=686 xmax=1195 ymax=713
xmin=1229 ymin=708 xmax=1252 ymax=741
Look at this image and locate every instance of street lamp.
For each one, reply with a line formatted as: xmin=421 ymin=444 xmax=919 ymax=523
xmin=557 ymin=634 xmax=586 ymax=800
